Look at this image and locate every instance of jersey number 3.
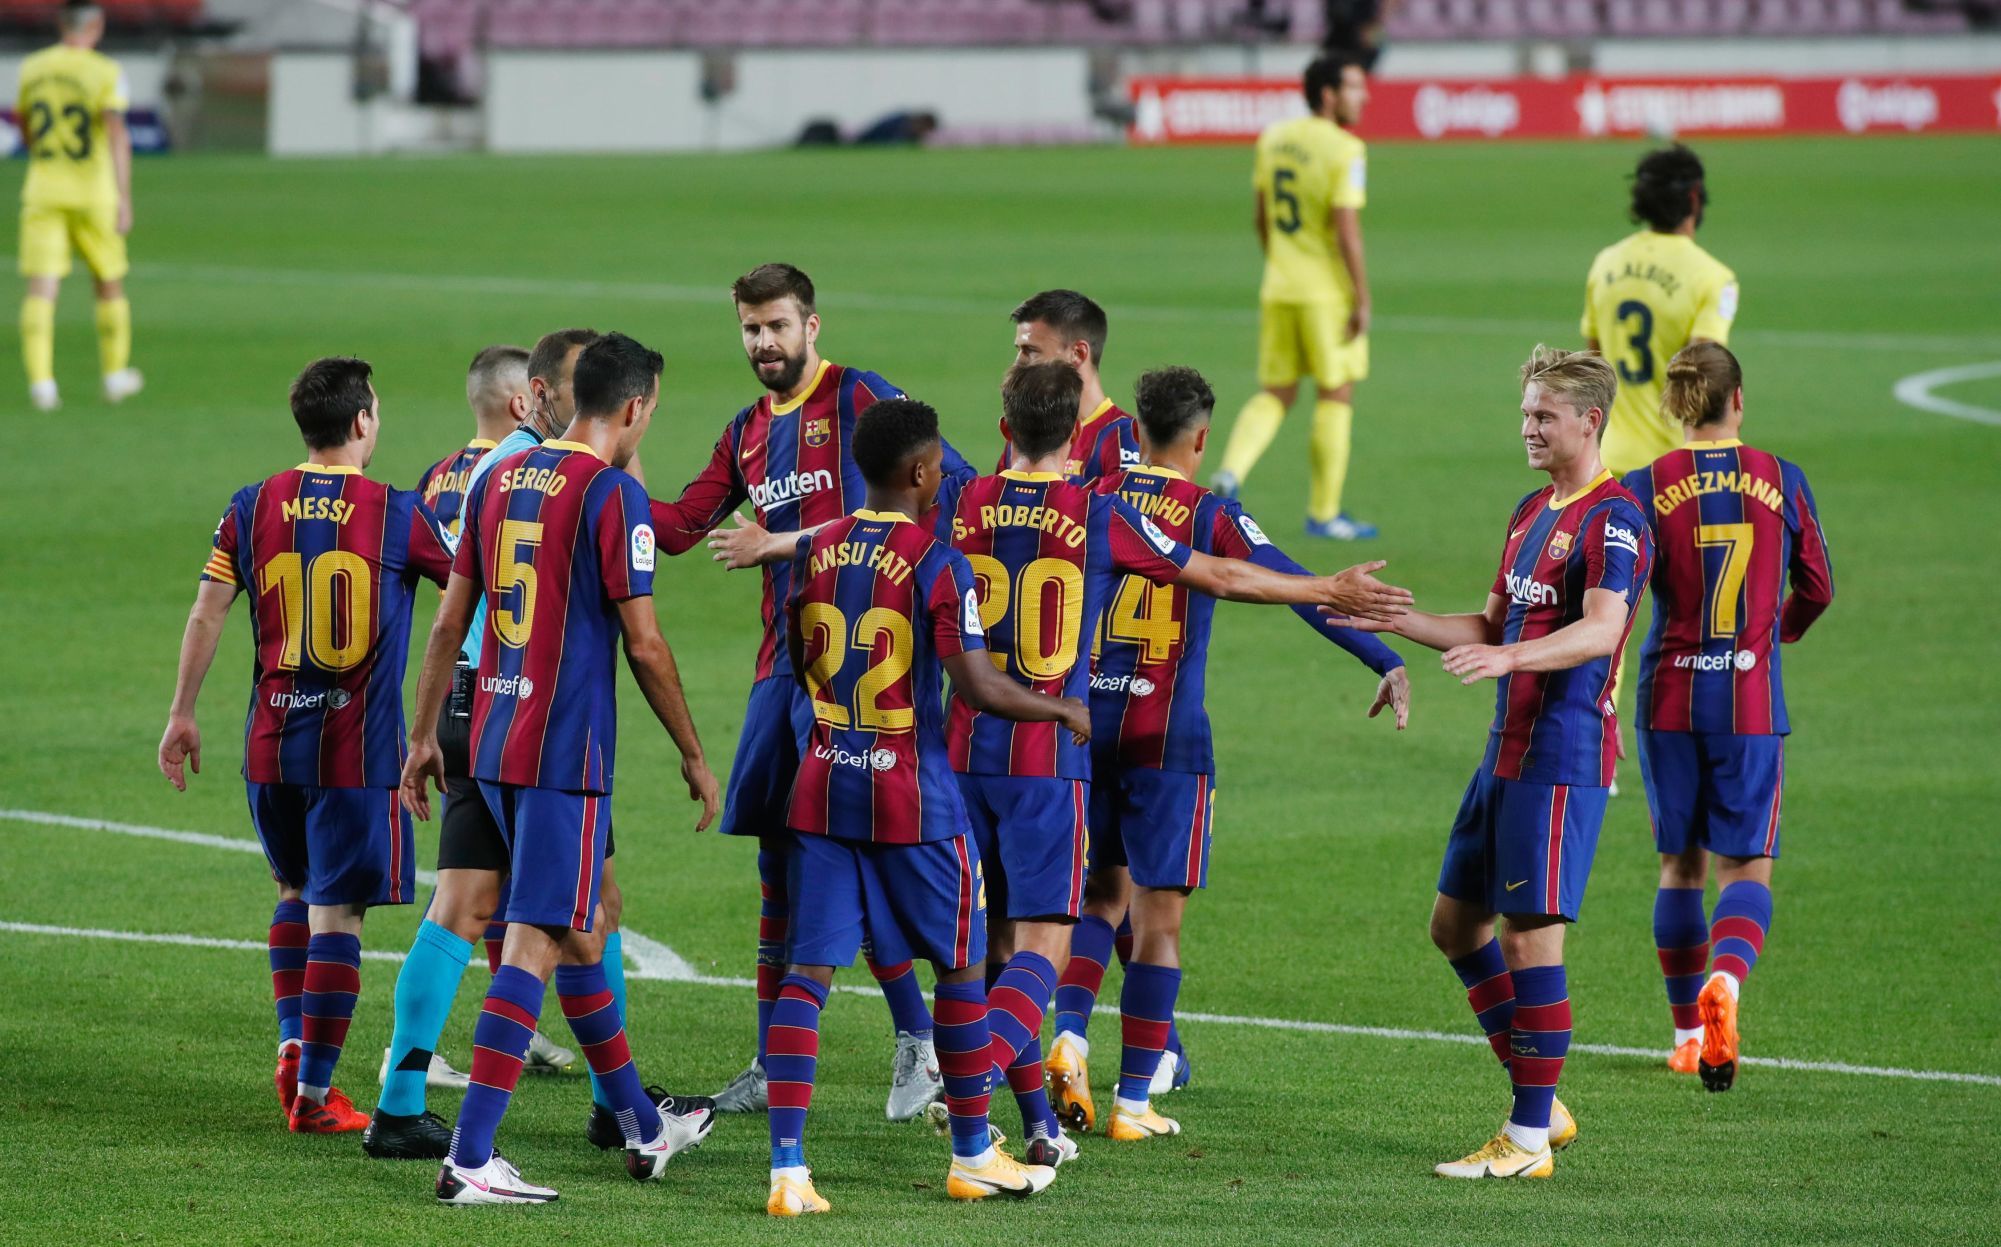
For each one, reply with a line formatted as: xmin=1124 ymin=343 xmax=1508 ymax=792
xmin=1614 ymin=300 xmax=1655 ymax=385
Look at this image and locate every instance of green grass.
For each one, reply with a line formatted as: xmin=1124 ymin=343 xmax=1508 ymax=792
xmin=3 ymin=135 xmax=2000 ymax=1245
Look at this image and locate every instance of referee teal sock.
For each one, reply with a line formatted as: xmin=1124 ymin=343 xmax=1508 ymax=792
xmin=380 ymin=920 xmax=472 ymax=1117
xmin=588 ymin=930 xmax=628 ymax=1112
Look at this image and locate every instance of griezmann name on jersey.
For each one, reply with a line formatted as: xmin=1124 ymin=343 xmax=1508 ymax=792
xmin=1582 ymin=231 xmax=1739 ymax=473
xmin=1485 ymin=472 xmax=1653 ymax=787
xmin=940 ymin=469 xmax=1191 ymax=780
xmin=650 ymin=360 xmax=973 ymax=681
xmin=1624 ymin=439 xmax=1833 ymax=736
xmin=201 ymin=465 xmax=453 ymax=788
xmin=1253 ymin=114 xmax=1367 ymax=307
xmin=786 ymin=510 xmax=987 ymax=846
xmin=457 ymin=440 xmax=656 ymax=794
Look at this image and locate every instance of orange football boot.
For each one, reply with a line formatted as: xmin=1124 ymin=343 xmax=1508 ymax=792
xmin=274 ymin=1043 xmax=301 ymax=1119
xmin=1668 ymin=1038 xmax=1701 ymax=1075
xmin=1697 ymin=977 xmax=1740 ymax=1092
xmin=289 ymin=1086 xmax=371 ymax=1133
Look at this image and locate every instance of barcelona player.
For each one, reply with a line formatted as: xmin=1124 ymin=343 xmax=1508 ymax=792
xmin=941 ymin=361 xmax=1412 ymax=1152
xmin=1582 ymin=145 xmax=1740 ymax=476
xmin=15 ymin=0 xmax=142 ymax=410
xmin=651 ymin=263 xmax=975 ymax=1118
xmin=1046 ymin=364 xmax=1413 ymax=1139
xmin=157 ymin=357 xmax=453 ymax=1134
xmin=402 ymin=333 xmax=721 ymax=1205
xmin=995 ymin=289 xmax=1139 ymax=482
xmin=1334 ymin=346 xmax=1651 ymax=1178
xmin=1624 ymin=343 xmax=1833 ymax=1090
xmin=1212 ymin=54 xmax=1377 ymax=541
xmin=764 ymin=397 xmax=1089 ymax=1215
xmin=414 ymin=346 xmax=530 ymax=542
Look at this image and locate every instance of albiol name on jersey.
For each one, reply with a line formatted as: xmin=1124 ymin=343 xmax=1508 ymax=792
xmin=749 ymin=467 xmax=835 ymax=510
xmin=1505 ymin=571 xmax=1559 ymax=607
xmin=1090 ymin=672 xmax=1157 ymax=696
xmin=1673 ymin=650 xmax=1758 ymax=672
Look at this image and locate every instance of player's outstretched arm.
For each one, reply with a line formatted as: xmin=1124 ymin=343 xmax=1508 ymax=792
xmin=158 ymin=581 xmax=236 ymax=791
xmin=1175 ymin=552 xmax=1412 ymax=622
xmin=1331 ymin=592 xmax=1505 ymax=654
xmin=1442 ymin=587 xmax=1628 ymax=685
xmin=616 ymin=596 xmax=720 ymax=831
xmin=942 ymin=651 xmax=1091 ymax=746
xmin=649 ymin=428 xmax=749 ymax=556
xmin=1237 ymin=539 xmax=1407 ymax=673
xmin=707 ymin=511 xmax=826 ymax=570
xmin=400 ymin=573 xmax=478 ymax=820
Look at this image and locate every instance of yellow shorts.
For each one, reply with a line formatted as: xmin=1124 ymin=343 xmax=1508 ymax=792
xmin=18 ymin=200 xmax=129 ymax=281
xmin=1257 ymin=301 xmax=1368 ymax=390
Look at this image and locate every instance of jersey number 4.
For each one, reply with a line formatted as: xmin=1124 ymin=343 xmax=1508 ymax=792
xmin=800 ymin=603 xmax=914 ymax=732
xmin=258 ymin=551 xmax=373 ymax=672
xmin=1103 ymin=576 xmax=1181 ymax=662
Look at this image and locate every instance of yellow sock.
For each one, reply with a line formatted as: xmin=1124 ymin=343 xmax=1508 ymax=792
xmin=1307 ymin=398 xmax=1353 ymax=523
xmin=21 ymin=296 xmax=56 ymax=387
xmin=95 ymin=297 xmax=131 ymax=377
xmin=1219 ymin=391 xmax=1288 ymax=483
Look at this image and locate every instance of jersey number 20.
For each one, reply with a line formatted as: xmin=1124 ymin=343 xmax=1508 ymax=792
xmin=964 ymin=554 xmax=1084 ymax=680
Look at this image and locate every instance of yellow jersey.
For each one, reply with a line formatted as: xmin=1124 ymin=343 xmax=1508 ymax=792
xmin=17 ymin=44 xmax=128 ymax=209
xmin=1581 ymin=230 xmax=1739 ymax=473
xmin=1252 ymin=115 xmax=1366 ymax=306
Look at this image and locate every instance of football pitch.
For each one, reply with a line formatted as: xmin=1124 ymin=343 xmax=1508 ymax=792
xmin=3 ymin=134 xmax=1998 ymax=1245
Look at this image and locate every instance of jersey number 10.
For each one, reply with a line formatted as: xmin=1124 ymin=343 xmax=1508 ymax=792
xmin=258 ymin=551 xmax=373 ymax=673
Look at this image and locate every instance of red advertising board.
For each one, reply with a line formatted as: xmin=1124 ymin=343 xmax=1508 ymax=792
xmin=1127 ymin=74 xmax=2001 ymax=143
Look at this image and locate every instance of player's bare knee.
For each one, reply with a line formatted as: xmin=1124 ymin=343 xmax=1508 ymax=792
xmin=1265 ymin=384 xmax=1299 ymax=407
xmin=1318 ymin=383 xmax=1353 ymax=404
xmin=1714 ymin=853 xmax=1773 ymax=888
xmin=94 ymin=279 xmax=123 ymax=302
xmin=786 ymin=963 xmax=836 ymax=989
xmin=599 ymin=878 xmax=624 ymax=932
xmin=25 ymin=276 xmax=59 ymax=301
xmin=1658 ymin=849 xmax=1707 ymax=889
xmin=1498 ymin=915 xmax=1565 ymax=969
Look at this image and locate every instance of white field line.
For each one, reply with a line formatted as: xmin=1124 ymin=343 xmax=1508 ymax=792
xmin=5 ymin=808 xmax=1999 ymax=1088
xmin=1892 ymin=360 xmax=2001 ymax=428
xmin=82 ymin=256 xmax=2001 ymax=356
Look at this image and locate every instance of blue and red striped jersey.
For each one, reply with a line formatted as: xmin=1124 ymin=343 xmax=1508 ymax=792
xmin=1623 ymin=439 xmax=1833 ymax=735
xmin=938 ymin=470 xmax=1191 ymax=780
xmin=417 ymin=438 xmax=496 ymax=541
xmin=785 ymin=511 xmax=986 ymax=845
xmin=200 ymin=465 xmax=453 ymax=788
xmin=1483 ymin=471 xmax=1653 ymax=787
xmin=991 ymin=399 xmax=1141 ymax=484
xmin=457 ymin=440 xmax=656 ymax=794
xmin=648 ymin=360 xmax=973 ymax=681
xmin=1087 ymin=466 xmax=1404 ymax=773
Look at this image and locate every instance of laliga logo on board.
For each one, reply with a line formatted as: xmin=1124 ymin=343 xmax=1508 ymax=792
xmin=1413 ymin=85 xmax=1520 ymax=139
xmin=1836 ymin=80 xmax=1939 ymax=133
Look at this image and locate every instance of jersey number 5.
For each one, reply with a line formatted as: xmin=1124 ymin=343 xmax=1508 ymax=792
xmin=964 ymin=554 xmax=1085 ymax=680
xmin=258 ymin=551 xmax=373 ymax=673
xmin=1271 ymin=167 xmax=1302 ymax=234
xmin=492 ymin=519 xmax=543 ymax=649
xmin=800 ymin=603 xmax=914 ymax=732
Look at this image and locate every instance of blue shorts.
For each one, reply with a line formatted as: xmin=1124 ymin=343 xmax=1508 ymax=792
xmin=1088 ymin=765 xmax=1213 ymax=891
xmin=719 ymin=675 xmax=814 ymax=839
xmin=1639 ymin=730 xmax=1786 ymax=859
xmin=1438 ymin=770 xmax=1607 ymax=921
xmin=957 ymin=774 xmax=1088 ymax=921
xmin=786 ymin=831 xmax=987 ymax=971
xmin=476 ymin=780 xmax=610 ymax=932
xmin=245 ymin=782 xmax=414 ymax=907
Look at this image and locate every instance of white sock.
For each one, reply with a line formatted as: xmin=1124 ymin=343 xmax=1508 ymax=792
xmin=1113 ymin=1095 xmax=1149 ymax=1117
xmin=1056 ymin=1029 xmax=1089 ymax=1060
xmin=771 ymin=1164 xmax=810 ymax=1184
xmin=1673 ymin=1025 xmax=1704 ymax=1047
xmin=1504 ymin=1120 xmax=1550 ymax=1153
xmin=957 ymin=1145 xmax=996 ymax=1169
xmin=296 ymin=1082 xmax=328 ymax=1106
xmin=1709 ymin=970 xmax=1742 ymax=1001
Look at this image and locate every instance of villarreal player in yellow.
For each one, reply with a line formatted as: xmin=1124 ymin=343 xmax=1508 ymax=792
xmin=15 ymin=0 xmax=141 ymax=412
xmin=1212 ymin=53 xmax=1376 ymax=541
xmin=1581 ymin=145 xmax=1737 ymax=475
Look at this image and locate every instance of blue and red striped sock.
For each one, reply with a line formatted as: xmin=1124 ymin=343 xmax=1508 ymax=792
xmin=1113 ymin=913 xmax=1134 ymax=965
xmin=1003 ymin=1033 xmax=1061 ymax=1141
xmin=482 ymin=922 xmax=506 ymax=976
xmin=557 ymin=960 xmax=661 ymax=1146
xmin=765 ymin=974 xmax=827 ymax=1170
xmin=867 ymin=946 xmax=933 ymax=1038
xmin=1053 ymin=914 xmax=1115 ymax=1042
xmin=1116 ymin=962 xmax=1181 ymax=1106
xmin=267 ymin=899 xmax=308 ymax=1047
xmin=1710 ymin=880 xmax=1772 ymax=987
xmin=1654 ymin=886 xmax=1709 ymax=1037
xmin=986 ymin=952 xmax=1057 ymax=1137
xmin=933 ymin=980 xmax=995 ymax=1160
xmin=755 ymin=849 xmax=788 ymax=1064
xmin=1449 ymin=939 xmax=1516 ymax=1071
xmin=449 ymin=964 xmax=544 ymax=1169
xmin=297 ymin=931 xmax=361 ymax=1099
xmin=1506 ymin=965 xmax=1571 ymax=1141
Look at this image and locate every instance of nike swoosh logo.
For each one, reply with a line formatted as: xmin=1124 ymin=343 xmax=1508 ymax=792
xmin=740 ymin=443 xmax=762 ymax=460
xmin=1511 ymin=528 xmax=1530 ymax=539
xmin=1505 ymin=879 xmax=1528 ymax=892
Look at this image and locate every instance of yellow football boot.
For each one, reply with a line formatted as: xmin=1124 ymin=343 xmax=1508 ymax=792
xmin=1549 ymin=1096 xmax=1578 ymax=1152
xmin=766 ymin=1172 xmax=831 ymax=1216
xmin=1668 ymin=1038 xmax=1702 ymax=1075
xmin=946 ymin=1150 xmax=1056 ymax=1200
xmin=1107 ymin=1102 xmax=1181 ymax=1142
xmin=1434 ymin=1133 xmax=1555 ymax=1180
xmin=1698 ymin=975 xmax=1741 ymax=1092
xmin=1045 ymin=1033 xmax=1095 ymax=1133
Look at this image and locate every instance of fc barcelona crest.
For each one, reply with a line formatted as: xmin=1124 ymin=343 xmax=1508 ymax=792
xmin=805 ymin=416 xmax=832 ymax=448
xmin=1547 ymin=530 xmax=1573 ymax=561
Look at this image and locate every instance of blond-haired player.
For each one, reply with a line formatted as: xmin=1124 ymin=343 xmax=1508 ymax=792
xmin=1212 ymin=53 xmax=1376 ymax=541
xmin=16 ymin=0 xmax=140 ymax=411
xmin=1582 ymin=145 xmax=1737 ymax=475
